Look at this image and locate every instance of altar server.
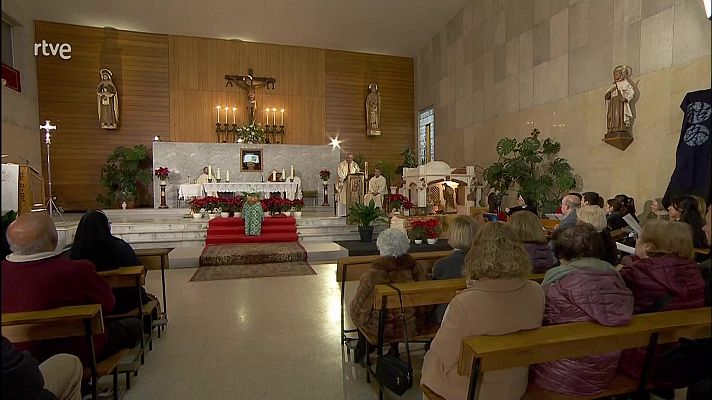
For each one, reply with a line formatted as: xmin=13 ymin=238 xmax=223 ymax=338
xmin=363 ymin=168 xmax=387 ymax=208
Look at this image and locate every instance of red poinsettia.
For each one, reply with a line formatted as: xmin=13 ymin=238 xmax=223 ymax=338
xmin=410 ymin=218 xmax=441 ymax=239
xmin=290 ymin=199 xmax=304 ymax=211
xmin=319 ymin=169 xmax=331 ymax=181
xmin=188 ymin=196 xmax=221 ymax=213
xmin=388 ymin=193 xmax=414 ymax=211
xmin=154 ymin=167 xmax=170 ymax=180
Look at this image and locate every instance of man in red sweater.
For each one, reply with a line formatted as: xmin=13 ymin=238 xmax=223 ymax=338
xmin=2 ymin=212 xmax=141 ymax=365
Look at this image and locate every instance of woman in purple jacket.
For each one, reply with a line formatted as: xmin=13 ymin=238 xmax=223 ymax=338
xmin=531 ymin=223 xmax=634 ymax=396
xmin=507 ymin=211 xmax=555 ymax=273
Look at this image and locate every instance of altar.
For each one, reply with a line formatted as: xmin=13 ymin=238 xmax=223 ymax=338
xmin=153 ymin=142 xmax=340 ymax=208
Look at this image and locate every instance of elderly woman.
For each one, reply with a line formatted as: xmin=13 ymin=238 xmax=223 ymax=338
xmin=349 ymin=228 xmax=425 ymax=365
xmin=430 ymin=215 xmax=480 ymax=323
xmin=508 ymin=211 xmax=555 ymax=273
xmin=531 ymin=224 xmax=633 ymax=396
xmin=421 ymin=223 xmax=545 ymax=400
xmin=577 ymin=205 xmax=619 ymax=265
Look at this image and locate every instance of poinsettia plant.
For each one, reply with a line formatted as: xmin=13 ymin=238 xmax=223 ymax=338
xmin=261 ymin=197 xmax=292 ymax=215
xmin=219 ymin=197 xmax=243 ymax=213
xmin=319 ymin=169 xmax=331 ymax=181
xmin=154 ymin=167 xmax=170 ymax=180
xmin=188 ymin=196 xmax=222 ymax=213
xmin=291 ymin=199 xmax=304 ymax=211
xmin=410 ymin=218 xmax=441 ymax=239
xmin=388 ymin=193 xmax=413 ymax=211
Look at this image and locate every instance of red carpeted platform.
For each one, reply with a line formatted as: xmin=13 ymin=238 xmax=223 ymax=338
xmin=205 ymin=216 xmax=299 ymax=244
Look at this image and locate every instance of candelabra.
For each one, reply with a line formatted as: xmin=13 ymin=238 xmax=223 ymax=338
xmin=265 ymin=124 xmax=286 ymax=144
xmin=40 ymin=120 xmax=64 ymax=221
xmin=215 ymin=123 xmax=239 ymax=143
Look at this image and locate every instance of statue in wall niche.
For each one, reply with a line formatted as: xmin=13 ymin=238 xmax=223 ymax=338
xmin=366 ymin=83 xmax=381 ymax=136
xmin=604 ymin=65 xmax=636 ymax=137
xmin=97 ymin=68 xmax=119 ymax=129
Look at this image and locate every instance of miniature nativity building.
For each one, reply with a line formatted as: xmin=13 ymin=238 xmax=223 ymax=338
xmin=401 ymin=161 xmax=482 ymax=215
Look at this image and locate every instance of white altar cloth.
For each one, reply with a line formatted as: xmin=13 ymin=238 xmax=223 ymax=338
xmin=178 ymin=183 xmax=204 ymax=199
xmin=202 ymin=182 xmax=299 ymax=200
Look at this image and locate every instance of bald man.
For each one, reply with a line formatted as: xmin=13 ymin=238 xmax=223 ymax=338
xmin=558 ymin=194 xmax=582 ymax=229
xmin=2 ymin=212 xmax=140 ymax=366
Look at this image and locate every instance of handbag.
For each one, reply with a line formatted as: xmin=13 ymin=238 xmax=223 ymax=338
xmin=374 ymin=284 xmax=413 ymax=396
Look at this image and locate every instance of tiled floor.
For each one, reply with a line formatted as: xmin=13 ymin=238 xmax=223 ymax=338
xmin=125 ymin=263 xmax=425 ymax=399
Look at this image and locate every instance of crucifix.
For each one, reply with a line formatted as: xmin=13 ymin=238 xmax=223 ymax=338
xmin=225 ymin=68 xmax=276 ymax=124
xmin=40 ymin=120 xmax=63 ymax=220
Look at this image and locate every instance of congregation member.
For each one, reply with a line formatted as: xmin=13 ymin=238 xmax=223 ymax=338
xmin=638 ymin=197 xmax=666 ymax=224
xmin=350 ymin=228 xmax=425 ymax=365
xmin=363 ymin=168 xmax=387 ymax=209
xmin=668 ymin=195 xmax=709 ymax=249
xmin=70 ymin=210 xmax=156 ymax=315
xmin=2 ymin=336 xmax=82 ymax=400
xmin=1 ymin=212 xmax=141 ymax=366
xmin=421 ymin=223 xmax=544 ymax=400
xmin=582 ymin=191 xmax=604 ymax=208
xmin=504 ymin=194 xmax=538 ymax=216
xmin=607 ymin=194 xmax=638 ymax=231
xmin=531 ymin=224 xmax=633 ymax=396
xmin=429 ymin=215 xmax=480 ymax=323
xmin=619 ymin=220 xmax=705 ymax=390
xmin=557 ymin=194 xmax=580 ymax=229
xmin=507 ymin=211 xmax=554 ymax=273
xmin=577 ymin=205 xmax=619 ymax=265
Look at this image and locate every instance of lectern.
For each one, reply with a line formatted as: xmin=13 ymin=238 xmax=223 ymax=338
xmin=344 ymin=173 xmax=365 ymax=212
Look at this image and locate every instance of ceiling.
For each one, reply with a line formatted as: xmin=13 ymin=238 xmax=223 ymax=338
xmin=19 ymin=0 xmax=468 ymax=57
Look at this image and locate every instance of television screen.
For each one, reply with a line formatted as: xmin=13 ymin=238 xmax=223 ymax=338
xmin=243 ymin=154 xmax=259 ymax=164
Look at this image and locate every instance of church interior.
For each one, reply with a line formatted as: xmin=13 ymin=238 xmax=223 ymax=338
xmin=1 ymin=0 xmax=711 ymax=399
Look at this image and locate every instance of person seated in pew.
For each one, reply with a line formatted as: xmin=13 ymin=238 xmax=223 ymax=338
xmin=701 ymin=204 xmax=711 ymax=306
xmin=577 ymin=205 xmax=619 ymax=265
xmin=668 ymin=195 xmax=709 ymax=251
xmin=1 ymin=212 xmax=141 ymax=367
xmin=557 ymin=194 xmax=581 ymax=230
xmin=507 ymin=211 xmax=555 ymax=274
xmin=531 ymin=223 xmax=634 ymax=397
xmin=582 ymin=191 xmax=605 ymax=208
xmin=618 ymin=220 xmax=705 ymax=390
xmin=429 ymin=215 xmax=480 ymax=324
xmin=504 ymin=194 xmax=538 ymax=217
xmin=350 ymin=228 xmax=426 ymax=366
xmin=607 ymin=194 xmax=638 ymax=231
xmin=421 ymin=222 xmax=545 ymax=400
xmin=69 ymin=210 xmax=159 ymax=317
xmin=2 ymin=336 xmax=82 ymax=400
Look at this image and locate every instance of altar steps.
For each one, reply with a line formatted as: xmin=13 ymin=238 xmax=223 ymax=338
xmin=206 ymin=216 xmax=298 ymax=244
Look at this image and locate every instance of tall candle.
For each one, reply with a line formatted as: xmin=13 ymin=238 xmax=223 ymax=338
xmin=280 ymin=109 xmax=285 ymax=125
xmin=265 ymin=108 xmax=270 ymax=125
xmin=224 ymin=106 xmax=229 ymax=122
xmin=272 ymin=170 xmax=276 ymax=181
xmin=281 ymin=168 xmax=285 ymax=180
xmin=216 ymin=106 xmax=221 ymax=123
xmin=217 ymin=168 xmax=221 ymax=180
xmin=272 ymin=108 xmax=277 ymax=126
xmin=290 ymin=165 xmax=294 ymax=179
xmin=232 ymin=107 xmax=237 ymax=124
xmin=226 ymin=170 xmax=230 ymax=182
xmin=208 ymin=165 xmax=212 ymax=178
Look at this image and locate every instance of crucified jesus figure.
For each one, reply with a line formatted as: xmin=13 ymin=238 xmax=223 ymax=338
xmin=225 ymin=68 xmax=276 ymax=124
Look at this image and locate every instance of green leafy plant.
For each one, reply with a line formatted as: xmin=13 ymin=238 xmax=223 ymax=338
xmin=347 ymin=200 xmax=388 ymax=227
xmin=401 ymin=147 xmax=418 ymax=168
xmin=97 ymin=145 xmax=152 ymax=207
xmin=236 ymin=122 xmax=266 ymax=143
xmin=375 ymin=160 xmax=397 ymax=187
xmin=483 ymin=129 xmax=576 ymax=214
xmin=408 ymin=226 xmax=426 ymax=240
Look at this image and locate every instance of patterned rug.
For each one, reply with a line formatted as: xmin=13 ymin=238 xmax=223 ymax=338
xmin=193 ymin=242 xmax=313 ymax=282
xmin=190 ymin=262 xmax=316 ymax=282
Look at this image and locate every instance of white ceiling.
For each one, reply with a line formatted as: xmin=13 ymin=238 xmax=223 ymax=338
xmin=19 ymin=0 xmax=468 ymax=57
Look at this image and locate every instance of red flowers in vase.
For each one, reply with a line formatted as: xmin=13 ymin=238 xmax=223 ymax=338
xmin=319 ymin=169 xmax=331 ymax=181
xmin=154 ymin=167 xmax=170 ymax=181
xmin=388 ymin=194 xmax=413 ymax=211
xmin=261 ymin=197 xmax=292 ymax=215
xmin=410 ymin=218 xmax=441 ymax=239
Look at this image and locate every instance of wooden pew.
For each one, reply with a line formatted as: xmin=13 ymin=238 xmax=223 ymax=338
xmin=98 ymin=266 xmax=158 ymax=388
xmin=134 ymin=247 xmax=172 ymax=334
xmin=2 ymin=305 xmax=127 ymax=400
xmin=420 ymin=307 xmax=711 ymax=400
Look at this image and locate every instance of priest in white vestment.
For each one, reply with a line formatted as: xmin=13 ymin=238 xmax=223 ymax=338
xmin=286 ymin=173 xmax=303 ymax=200
xmin=363 ymin=168 xmax=387 ymax=208
xmin=195 ymin=166 xmax=216 ymax=197
xmin=336 ymin=153 xmax=360 ymax=217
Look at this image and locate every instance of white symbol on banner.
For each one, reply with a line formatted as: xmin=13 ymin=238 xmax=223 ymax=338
xmin=686 ymin=102 xmax=711 ymax=124
xmin=684 ymin=125 xmax=710 ymax=147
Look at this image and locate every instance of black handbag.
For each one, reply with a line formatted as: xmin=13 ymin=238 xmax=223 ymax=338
xmin=374 ymin=284 xmax=413 ymax=396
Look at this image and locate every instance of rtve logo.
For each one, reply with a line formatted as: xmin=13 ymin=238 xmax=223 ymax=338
xmin=34 ymin=40 xmax=72 ymax=60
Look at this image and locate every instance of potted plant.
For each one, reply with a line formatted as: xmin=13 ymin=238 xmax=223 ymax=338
xmin=291 ymin=199 xmax=304 ymax=218
xmin=154 ymin=167 xmax=170 ymax=185
xmin=202 ymin=196 xmax=221 ymax=219
xmin=409 ymin=225 xmax=426 ymax=245
xmin=225 ymin=197 xmax=243 ymax=218
xmin=97 ymin=145 xmax=152 ymax=208
xmin=319 ymin=169 xmax=331 ymax=184
xmin=218 ymin=199 xmax=231 ymax=218
xmin=388 ymin=193 xmax=413 ymax=214
xmin=188 ymin=197 xmax=206 ymax=218
xmin=411 ymin=218 xmax=441 ymax=244
xmin=347 ymin=200 xmax=388 ymax=242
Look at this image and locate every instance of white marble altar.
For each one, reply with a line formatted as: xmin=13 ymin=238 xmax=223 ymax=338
xmin=153 ymin=142 xmax=340 ymax=208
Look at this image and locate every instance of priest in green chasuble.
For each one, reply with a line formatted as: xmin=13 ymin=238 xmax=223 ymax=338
xmin=243 ymin=193 xmax=264 ymax=236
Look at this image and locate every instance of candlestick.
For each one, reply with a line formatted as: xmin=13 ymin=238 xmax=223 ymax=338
xmin=217 ymin=168 xmax=221 ymax=180
xmin=272 ymin=171 xmax=276 ymax=181
xmin=281 ymin=168 xmax=285 ymax=180
xmin=265 ymin=108 xmax=270 ymax=125
xmin=280 ymin=108 xmax=285 ymax=125
xmin=272 ymin=108 xmax=277 ymax=125
xmin=226 ymin=170 xmax=230 ymax=182
xmin=232 ymin=107 xmax=237 ymax=124
xmin=216 ymin=105 xmax=221 ymax=123
xmin=290 ymin=165 xmax=294 ymax=179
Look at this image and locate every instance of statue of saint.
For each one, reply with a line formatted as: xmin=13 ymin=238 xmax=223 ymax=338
xmin=604 ymin=65 xmax=635 ymax=136
xmin=97 ymin=68 xmax=119 ymax=129
xmin=366 ymin=83 xmax=381 ymax=135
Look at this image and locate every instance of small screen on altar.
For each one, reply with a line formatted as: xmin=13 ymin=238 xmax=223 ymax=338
xmin=243 ymin=154 xmax=260 ymax=164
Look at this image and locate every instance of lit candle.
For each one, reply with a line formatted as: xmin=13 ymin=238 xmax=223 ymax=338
xmin=216 ymin=105 xmax=221 ymax=123
xmin=272 ymin=170 xmax=276 ymax=181
xmin=265 ymin=108 xmax=270 ymax=125
xmin=217 ymin=168 xmax=221 ymax=180
xmin=272 ymin=108 xmax=277 ymax=126
xmin=280 ymin=108 xmax=285 ymax=125
xmin=232 ymin=107 xmax=237 ymax=124
xmin=226 ymin=170 xmax=230 ymax=182
xmin=224 ymin=106 xmax=229 ymax=122
xmin=290 ymin=165 xmax=294 ymax=179
xmin=208 ymin=164 xmax=212 ymax=178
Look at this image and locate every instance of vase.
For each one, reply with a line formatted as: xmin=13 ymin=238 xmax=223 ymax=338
xmin=293 ymin=211 xmax=302 ymax=218
xmin=322 ymin=180 xmax=329 ymax=186
xmin=283 ymin=211 xmax=291 ymax=217
xmin=208 ymin=213 xmax=217 ymax=220
xmin=427 ymin=238 xmax=437 ymax=245
xmin=220 ymin=212 xmax=229 ymax=218
xmin=234 ymin=212 xmax=242 ymax=218
xmin=264 ymin=212 xmax=270 ymax=217
xmin=159 ymin=180 xmax=167 ymax=185
xmin=192 ymin=212 xmax=203 ymax=219
xmin=414 ymin=239 xmax=423 ymax=245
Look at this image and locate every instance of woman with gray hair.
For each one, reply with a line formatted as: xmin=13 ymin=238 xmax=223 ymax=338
xmin=350 ymin=228 xmax=425 ymax=366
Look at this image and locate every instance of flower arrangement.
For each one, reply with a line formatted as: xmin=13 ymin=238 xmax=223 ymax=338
xmin=291 ymin=199 xmax=304 ymax=211
xmin=388 ymin=193 xmax=413 ymax=211
xmin=408 ymin=225 xmax=426 ymax=240
xmin=261 ymin=197 xmax=292 ymax=215
xmin=236 ymin=122 xmax=266 ymax=144
xmin=319 ymin=169 xmax=331 ymax=181
xmin=410 ymin=218 xmax=441 ymax=239
xmin=188 ymin=196 xmax=221 ymax=213
xmin=154 ymin=167 xmax=170 ymax=181
xmin=219 ymin=197 xmax=243 ymax=213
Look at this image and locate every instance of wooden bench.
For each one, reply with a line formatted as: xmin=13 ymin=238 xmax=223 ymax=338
xmin=98 ymin=266 xmax=157 ymax=388
xmin=2 ymin=304 xmax=127 ymax=400
xmin=134 ymin=247 xmax=172 ymax=331
xmin=420 ymin=307 xmax=711 ymax=400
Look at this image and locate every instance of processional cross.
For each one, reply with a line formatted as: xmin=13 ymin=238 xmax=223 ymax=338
xmin=225 ymin=68 xmax=276 ymax=124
